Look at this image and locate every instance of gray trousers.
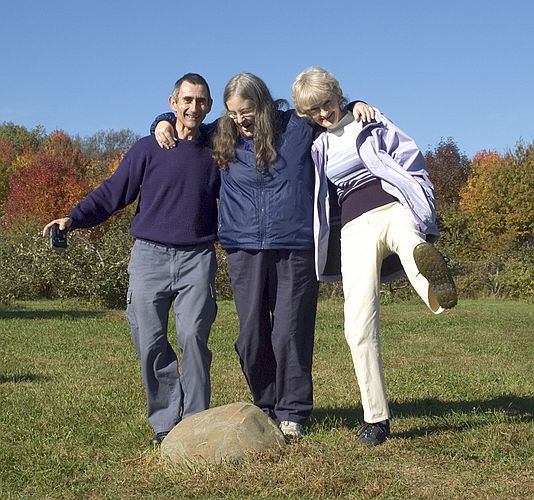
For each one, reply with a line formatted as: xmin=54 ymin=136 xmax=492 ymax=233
xmin=126 ymin=239 xmax=217 ymax=433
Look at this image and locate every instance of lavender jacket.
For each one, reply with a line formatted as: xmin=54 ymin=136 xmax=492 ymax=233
xmin=310 ymin=111 xmax=438 ymax=282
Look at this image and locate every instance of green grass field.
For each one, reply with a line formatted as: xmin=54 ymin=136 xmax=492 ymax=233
xmin=1 ymin=298 xmax=533 ymax=499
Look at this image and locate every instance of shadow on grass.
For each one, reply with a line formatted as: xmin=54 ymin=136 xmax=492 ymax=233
xmin=311 ymin=394 xmax=534 ymax=433
xmin=0 ymin=309 xmax=107 ymax=320
xmin=0 ymin=373 xmax=50 ymax=383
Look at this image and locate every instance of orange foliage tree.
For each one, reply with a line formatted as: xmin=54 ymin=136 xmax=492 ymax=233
xmin=85 ymin=151 xmax=125 ymax=190
xmin=3 ymin=131 xmax=91 ymax=225
xmin=76 ymin=128 xmax=138 ymax=187
xmin=12 ymin=131 xmax=89 ymax=175
xmin=0 ymin=139 xmax=18 ymax=215
xmin=0 ymin=122 xmax=45 ymax=216
xmin=459 ymin=144 xmax=534 ymax=255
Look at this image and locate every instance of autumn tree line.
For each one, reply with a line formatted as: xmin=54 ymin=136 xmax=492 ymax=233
xmin=0 ymin=122 xmax=532 ymax=307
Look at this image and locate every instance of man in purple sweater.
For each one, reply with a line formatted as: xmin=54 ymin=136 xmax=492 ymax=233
xmin=43 ymin=73 xmax=220 ymax=446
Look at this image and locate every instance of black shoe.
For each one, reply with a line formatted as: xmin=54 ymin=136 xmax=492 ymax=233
xmin=151 ymin=431 xmax=169 ymax=446
xmin=357 ymin=420 xmax=390 ymax=446
xmin=413 ymin=242 xmax=457 ymax=309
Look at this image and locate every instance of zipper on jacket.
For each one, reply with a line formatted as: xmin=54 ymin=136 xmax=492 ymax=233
xmin=259 ymin=172 xmax=266 ymax=248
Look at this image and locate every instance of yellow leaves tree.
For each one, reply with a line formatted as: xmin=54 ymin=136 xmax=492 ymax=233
xmin=459 ymin=144 xmax=534 ymax=256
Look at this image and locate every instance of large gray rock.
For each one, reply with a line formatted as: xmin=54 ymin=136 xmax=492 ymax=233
xmin=160 ymin=402 xmax=286 ymax=465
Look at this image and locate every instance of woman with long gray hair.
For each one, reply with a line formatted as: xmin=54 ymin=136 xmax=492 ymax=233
xmin=212 ymin=73 xmax=319 ymax=439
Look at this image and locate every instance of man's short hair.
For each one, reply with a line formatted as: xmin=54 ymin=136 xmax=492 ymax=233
xmin=173 ymin=73 xmax=212 ymax=102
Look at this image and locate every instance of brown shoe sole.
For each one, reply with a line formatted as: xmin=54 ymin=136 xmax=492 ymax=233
xmin=413 ymin=243 xmax=457 ymax=309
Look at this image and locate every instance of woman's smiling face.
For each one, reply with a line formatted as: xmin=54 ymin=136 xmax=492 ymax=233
xmin=226 ymin=96 xmax=256 ymax=138
xmin=305 ymin=94 xmax=344 ymax=129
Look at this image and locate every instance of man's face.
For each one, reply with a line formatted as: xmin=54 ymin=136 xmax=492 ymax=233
xmin=170 ymin=82 xmax=212 ymax=132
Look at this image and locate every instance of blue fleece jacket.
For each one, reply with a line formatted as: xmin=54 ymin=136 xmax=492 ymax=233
xmin=218 ymin=110 xmax=316 ymax=250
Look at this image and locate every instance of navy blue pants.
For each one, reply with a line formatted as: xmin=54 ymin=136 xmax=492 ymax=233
xmin=226 ymin=249 xmax=318 ymax=424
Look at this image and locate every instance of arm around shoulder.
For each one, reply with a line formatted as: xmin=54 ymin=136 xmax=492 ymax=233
xmin=150 ymin=112 xmax=177 ymax=149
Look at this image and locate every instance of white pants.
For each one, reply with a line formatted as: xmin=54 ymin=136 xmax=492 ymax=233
xmin=340 ymin=202 xmax=443 ymax=423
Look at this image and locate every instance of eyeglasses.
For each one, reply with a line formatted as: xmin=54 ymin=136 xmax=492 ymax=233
xmin=305 ymin=98 xmax=336 ymax=117
xmin=227 ymin=108 xmax=255 ymax=120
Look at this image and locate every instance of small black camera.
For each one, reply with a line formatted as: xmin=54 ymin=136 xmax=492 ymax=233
xmin=49 ymin=223 xmax=68 ymax=251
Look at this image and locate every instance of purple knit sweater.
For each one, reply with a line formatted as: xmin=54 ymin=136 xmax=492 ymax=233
xmin=68 ymin=134 xmax=220 ymax=246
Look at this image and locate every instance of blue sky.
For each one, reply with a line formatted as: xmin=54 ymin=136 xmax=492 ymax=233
xmin=1 ymin=0 xmax=533 ymax=158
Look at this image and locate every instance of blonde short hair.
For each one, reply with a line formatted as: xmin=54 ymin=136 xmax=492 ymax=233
xmin=292 ymin=67 xmax=345 ymax=118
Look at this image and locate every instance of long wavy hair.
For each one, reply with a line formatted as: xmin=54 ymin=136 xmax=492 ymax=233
xmin=213 ymin=73 xmax=285 ymax=173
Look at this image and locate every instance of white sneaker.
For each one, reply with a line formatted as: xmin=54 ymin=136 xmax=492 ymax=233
xmin=279 ymin=420 xmax=303 ymax=439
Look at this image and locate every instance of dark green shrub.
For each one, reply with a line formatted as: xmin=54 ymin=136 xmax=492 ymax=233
xmin=1 ymin=217 xmax=530 ymax=307
xmin=0 ymin=216 xmax=235 ymax=307
xmin=0 ymin=217 xmax=133 ymax=307
xmin=493 ymin=246 xmax=534 ymax=301
xmin=75 ymin=214 xmax=134 ymax=308
xmin=0 ymin=220 xmax=55 ymax=301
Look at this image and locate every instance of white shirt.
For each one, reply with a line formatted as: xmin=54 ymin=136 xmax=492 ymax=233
xmin=325 ymin=112 xmax=375 ymax=203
